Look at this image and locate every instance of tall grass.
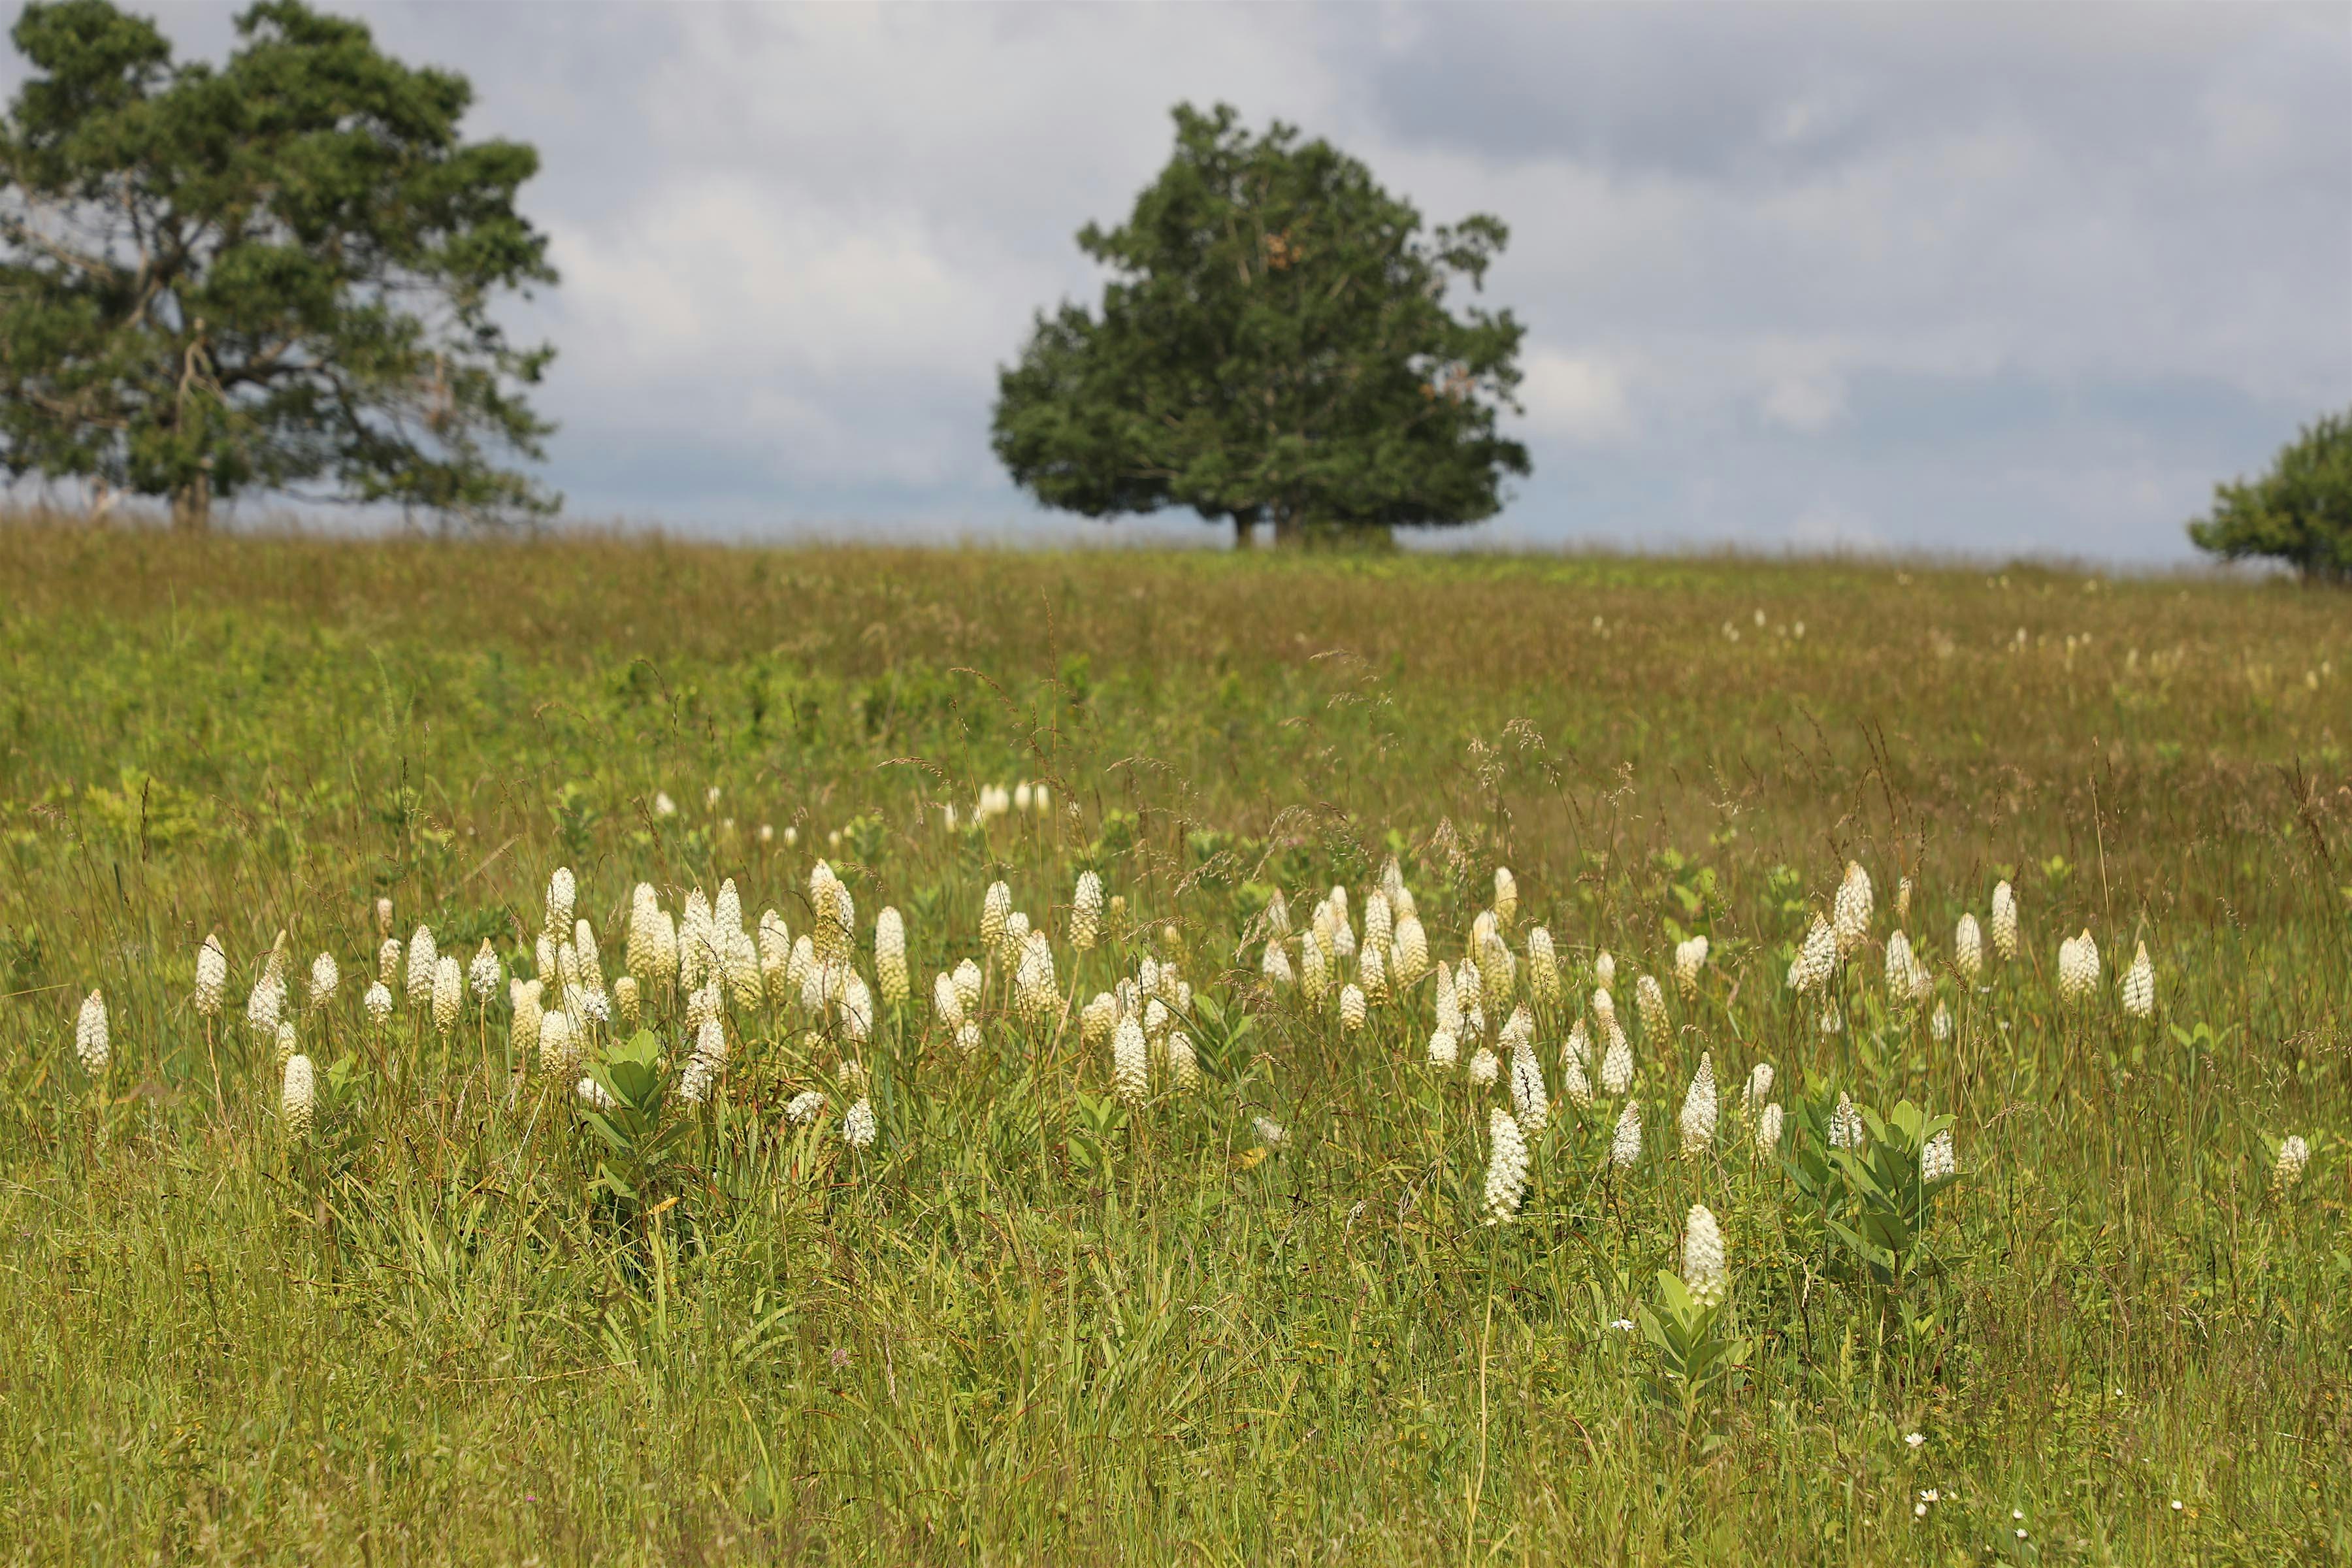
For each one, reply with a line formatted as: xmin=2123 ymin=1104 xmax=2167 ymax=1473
xmin=1 ymin=519 xmax=2345 ymax=1563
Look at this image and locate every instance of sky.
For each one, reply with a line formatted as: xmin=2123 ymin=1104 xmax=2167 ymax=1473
xmin=6 ymin=1 xmax=2351 ymax=561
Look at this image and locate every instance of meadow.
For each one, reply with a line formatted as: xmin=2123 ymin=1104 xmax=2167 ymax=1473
xmin=1 ymin=518 xmax=2347 ymax=1565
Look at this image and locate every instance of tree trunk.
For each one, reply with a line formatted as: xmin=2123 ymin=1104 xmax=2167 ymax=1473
xmin=171 ymin=472 xmax=212 ymax=532
xmin=1232 ymin=514 xmax=1256 ymax=549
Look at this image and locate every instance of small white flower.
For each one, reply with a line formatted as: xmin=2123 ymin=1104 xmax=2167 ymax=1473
xmin=843 ymin=1097 xmax=877 ymax=1149
xmin=785 ymin=1088 xmax=826 ymax=1125
xmin=1904 ymin=1431 xmax=1925 ymax=1450
xmin=1252 ymin=1115 xmax=1287 ymax=1149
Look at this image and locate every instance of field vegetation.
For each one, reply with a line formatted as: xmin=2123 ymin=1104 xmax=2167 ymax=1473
xmin=1 ymin=518 xmax=2347 ymax=1564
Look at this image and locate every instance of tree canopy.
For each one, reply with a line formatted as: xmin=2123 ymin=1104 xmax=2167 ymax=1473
xmin=2186 ymin=410 xmax=2352 ymax=583
xmin=0 ymin=0 xmax=557 ymax=528
xmin=992 ymin=103 xmax=1529 ymax=545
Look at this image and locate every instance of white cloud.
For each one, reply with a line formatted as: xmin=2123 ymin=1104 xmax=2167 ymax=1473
xmin=1519 ymin=352 xmax=1635 ymax=444
xmin=1761 ymin=373 xmax=1848 ymax=434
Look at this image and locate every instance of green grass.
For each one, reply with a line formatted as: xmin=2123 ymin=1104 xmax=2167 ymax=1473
xmin=1 ymin=520 xmax=2347 ymax=1564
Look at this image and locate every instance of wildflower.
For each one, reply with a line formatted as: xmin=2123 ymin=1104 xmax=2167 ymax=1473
xmin=955 ymin=1019 xmax=982 ymax=1053
xmin=1071 ymin=872 xmax=1103 ymax=951
xmin=1819 ymin=999 xmax=1843 ymax=1035
xmin=1467 ymin=1047 xmax=1500 ymax=1087
xmin=1392 ymin=917 xmax=1429 ymax=985
xmin=573 ymin=920 xmax=605 ymax=993
xmin=613 ymin=975 xmax=639 ymax=1026
xmin=1492 ymin=867 xmax=1518 ymax=925
xmin=1897 ymin=876 xmax=1914 ymax=924
xmin=1682 ymin=1204 xmax=1728 ymax=1307
xmin=1527 ymin=926 xmax=1560 ymax=1009
xmin=952 ymin=958 xmax=983 ymax=1013
xmin=576 ymin=1076 xmax=617 ymax=1113
xmin=1833 ymin=861 xmax=1874 ymax=955
xmin=1756 ymin=1103 xmax=1784 ymax=1154
xmin=1793 ymin=915 xmax=1837 ymax=993
xmin=1610 ymin=1100 xmax=1642 ymax=1168
xmin=1483 ymin=1107 xmax=1531 ymax=1223
xmin=1299 ymin=930 xmax=1329 ymax=1004
xmin=840 ymin=972 xmax=875 ymax=1043
xmin=246 ymin=971 xmax=284 ymax=1039
xmin=364 ymin=982 xmax=394 ymax=1026
xmin=1955 ymin=913 xmax=1984 ymax=978
xmin=875 ymin=908 xmax=909 ymax=1006
xmin=1112 ymin=1015 xmax=1149 ymax=1104
xmin=280 ymin=1054 xmax=315 ymax=1135
xmin=1885 ymin=931 xmax=1924 ymax=1004
xmin=1635 ymin=973 xmax=1668 ymax=1040
xmin=1931 ymin=1002 xmax=1952 ymax=1042
xmin=1673 ymin=935 xmax=1708 ymax=1000
xmin=272 ymin=1018 xmax=297 ymax=1066
xmin=432 ymin=955 xmax=463 ymax=1034
xmin=374 ymin=896 xmax=394 ymax=938
xmin=1742 ymin=1062 xmax=1774 ymax=1120
xmin=1594 ymin=950 xmax=1615 ymax=988
xmin=785 ymin=1088 xmax=826 ymax=1125
xmin=2121 ymin=941 xmax=2154 ymax=1019
xmin=466 ymin=941 xmax=500 ymax=1001
xmin=1427 ymin=1025 xmax=1460 ymax=1067
xmin=538 ymin=1010 xmax=580 ymax=1083
xmin=309 ymin=951 xmax=340 ymax=1006
xmin=1562 ymin=1050 xmax=1593 ymax=1109
xmin=1678 ymin=1052 xmax=1717 ymax=1156
xmin=2273 ymin=1135 xmax=2311 ymax=1195
xmin=1990 ymin=880 xmax=2018 ymax=960
xmin=654 ymin=790 xmax=676 ymax=817
xmin=981 ymin=880 xmax=1012 ymax=951
xmin=1904 ymin=1431 xmax=1925 ymax=1450
xmin=193 ymin=934 xmax=228 ymax=1018
xmin=1563 ymin=1015 xmax=1591 ymax=1067
xmin=1829 ymin=1092 xmax=1865 ymax=1149
xmin=679 ymin=1017 xmax=728 ymax=1104
xmin=1261 ymin=940 xmax=1296 ymax=988
xmin=1358 ymin=939 xmax=1389 ymax=1002
xmin=1252 ymin=1115 xmax=1287 ymax=1149
xmin=74 ymin=990 xmax=109 ymax=1075
xmin=843 ymin=1098 xmax=877 ymax=1149
xmin=1921 ymin=1129 xmax=1957 ymax=1181
xmin=1339 ymin=984 xmax=1367 ymax=1032
xmin=2057 ymin=930 xmax=2100 ymax=1002
xmin=1510 ymin=1035 xmax=1548 ymax=1133
xmin=1166 ymin=1031 xmax=1200 ymax=1090
xmin=939 ymin=973 xmax=971 ymax=1031
xmin=545 ymin=866 xmax=576 ymax=936
xmin=1599 ymin=1020 xmax=1633 ymax=1096
xmin=1364 ymin=890 xmax=1394 ymax=953
xmin=405 ymin=926 xmax=438 ymax=1008
xmin=1456 ymin=956 xmax=1486 ymax=1034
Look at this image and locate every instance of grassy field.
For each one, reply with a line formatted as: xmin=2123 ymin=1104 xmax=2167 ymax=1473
xmin=1 ymin=519 xmax=2347 ymax=1565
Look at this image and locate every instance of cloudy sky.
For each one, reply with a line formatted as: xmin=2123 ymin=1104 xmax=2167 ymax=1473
xmin=9 ymin=2 xmax=2351 ymax=560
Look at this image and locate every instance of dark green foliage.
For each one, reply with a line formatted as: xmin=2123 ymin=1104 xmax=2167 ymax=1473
xmin=0 ymin=0 xmax=558 ymax=527
xmin=2187 ymin=409 xmax=2352 ymax=582
xmin=992 ymin=103 xmax=1529 ymax=544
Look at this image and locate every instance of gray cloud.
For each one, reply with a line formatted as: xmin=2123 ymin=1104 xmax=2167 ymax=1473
xmin=4 ymin=0 xmax=2347 ymax=560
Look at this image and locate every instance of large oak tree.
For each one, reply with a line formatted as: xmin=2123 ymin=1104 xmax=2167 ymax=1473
xmin=993 ymin=103 xmax=1529 ymax=546
xmin=1 ymin=0 xmax=557 ymax=528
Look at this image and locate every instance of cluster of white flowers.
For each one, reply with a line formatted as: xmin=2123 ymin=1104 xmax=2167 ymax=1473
xmin=2057 ymin=930 xmax=2101 ymax=1003
xmin=1482 ymin=1107 xmax=1529 ymax=1224
xmin=2120 ymin=941 xmax=2155 ymax=1019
